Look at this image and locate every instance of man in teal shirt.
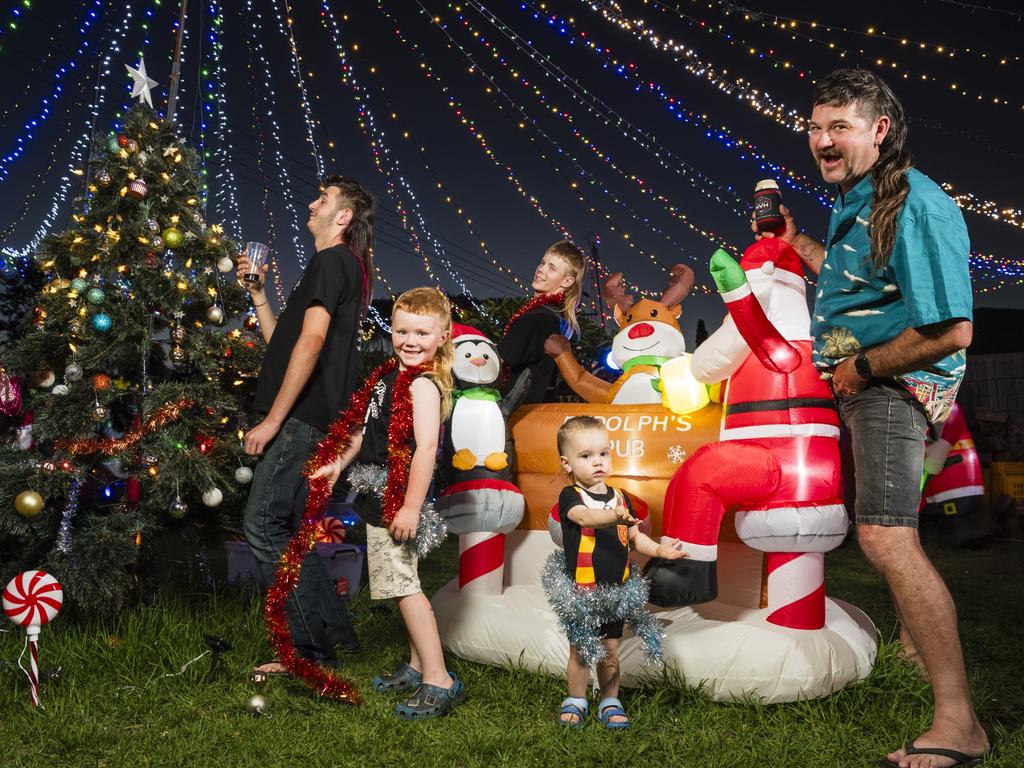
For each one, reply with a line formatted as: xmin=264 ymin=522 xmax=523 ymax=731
xmin=760 ymin=69 xmax=988 ymax=768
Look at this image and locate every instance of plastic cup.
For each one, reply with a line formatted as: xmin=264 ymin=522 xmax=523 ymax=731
xmin=244 ymin=242 xmax=270 ymax=284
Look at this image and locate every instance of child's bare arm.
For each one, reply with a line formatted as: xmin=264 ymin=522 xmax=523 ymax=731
xmin=628 ymin=527 xmax=688 ymax=559
xmin=390 ymin=377 xmax=440 ymax=541
xmin=566 ymin=501 xmax=640 ymax=528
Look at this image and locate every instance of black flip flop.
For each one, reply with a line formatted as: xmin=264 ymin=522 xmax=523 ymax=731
xmin=880 ymin=741 xmax=988 ymax=768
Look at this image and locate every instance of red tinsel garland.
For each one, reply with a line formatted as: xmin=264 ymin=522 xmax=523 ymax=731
xmin=265 ymin=357 xmax=429 ymax=703
xmin=502 ymin=292 xmax=564 ymax=337
xmin=55 ymin=397 xmax=194 ymax=455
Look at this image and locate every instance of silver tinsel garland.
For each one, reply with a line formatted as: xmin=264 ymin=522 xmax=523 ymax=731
xmin=55 ymin=478 xmax=83 ymax=555
xmin=347 ymin=463 xmax=447 ymax=557
xmin=541 ymin=551 xmax=664 ymax=667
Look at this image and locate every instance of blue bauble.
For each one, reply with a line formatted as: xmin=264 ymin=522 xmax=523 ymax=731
xmin=91 ymin=313 xmax=113 ymax=333
xmin=86 ymin=287 xmax=105 ymax=305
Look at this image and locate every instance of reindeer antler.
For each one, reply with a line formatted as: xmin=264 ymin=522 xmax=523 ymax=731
xmin=660 ymin=264 xmax=694 ymax=308
xmin=602 ymin=272 xmax=634 ymax=312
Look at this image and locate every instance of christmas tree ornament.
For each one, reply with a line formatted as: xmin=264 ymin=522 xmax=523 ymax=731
xmin=96 ymin=169 xmax=111 ymax=186
xmin=196 ymin=433 xmax=216 ymax=454
xmin=86 ymin=287 xmax=105 ymax=305
xmin=91 ymin=313 xmax=113 ymax=333
xmin=126 ymin=179 xmax=148 ymax=200
xmin=146 ymin=218 xmax=160 ymax=233
xmin=136 ymin=151 xmax=148 ymax=165
xmin=247 ymin=694 xmax=267 ymax=716
xmin=92 ymin=403 xmax=108 ymax=422
xmin=234 ymin=466 xmax=254 ymax=485
xmin=64 ymin=362 xmax=83 ymax=381
xmin=171 ymin=326 xmax=187 ymax=343
xmin=15 ymin=491 xmax=44 ymax=518
xmin=216 ymin=256 xmax=234 ymax=273
xmin=150 ymin=236 xmax=163 ymax=250
xmin=161 ymin=227 xmax=183 ymax=249
xmin=249 ymin=669 xmax=268 ymax=686
xmin=51 ymin=384 xmax=69 ymax=396
xmin=223 ymin=346 xmax=233 ymax=360
xmin=206 ymin=306 xmax=224 ymax=325
xmin=201 ymin=488 xmax=223 ymax=508
xmin=33 ymin=369 xmax=55 ymax=388
xmin=68 ymin=320 xmax=83 ymax=336
xmin=147 ymin=465 xmax=159 ymax=478
xmin=41 ymin=461 xmax=57 ymax=474
xmin=169 ymin=497 xmax=188 ymax=519
xmin=0 ymin=368 xmax=22 ymax=416
xmin=70 ymin=277 xmax=88 ymax=294
xmin=125 ymin=58 xmax=158 ymax=108
xmin=3 ymin=570 xmax=63 ymax=708
xmin=126 ymin=139 xmax=138 ymax=154
xmin=141 ymin=454 xmax=158 ymax=467
xmin=117 ymin=134 xmax=131 ymax=149
xmin=243 ymin=315 xmax=259 ymax=332
xmin=144 ymin=251 xmax=159 ymax=267
xmin=108 ymin=136 xmax=121 ymax=153
xmin=92 ymin=373 xmax=112 ymax=390
xmin=15 ymin=423 xmax=32 ymax=450
xmin=170 ymin=346 xmax=187 ymax=364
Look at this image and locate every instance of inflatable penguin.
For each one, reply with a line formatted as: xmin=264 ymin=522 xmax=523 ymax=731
xmin=437 ymin=324 xmax=528 ymax=593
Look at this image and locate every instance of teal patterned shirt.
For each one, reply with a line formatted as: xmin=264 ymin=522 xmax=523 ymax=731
xmin=810 ymin=169 xmax=973 ymax=425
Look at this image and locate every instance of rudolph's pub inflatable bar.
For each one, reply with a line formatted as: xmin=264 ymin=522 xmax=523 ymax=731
xmin=431 ymin=241 xmax=877 ymax=703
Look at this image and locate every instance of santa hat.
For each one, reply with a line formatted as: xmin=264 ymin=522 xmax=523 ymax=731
xmin=739 ymin=237 xmax=804 ymax=280
xmin=451 ymin=323 xmax=492 ymax=345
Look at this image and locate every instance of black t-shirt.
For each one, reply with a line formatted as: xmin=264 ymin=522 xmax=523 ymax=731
xmin=252 ymin=245 xmax=364 ymax=432
xmin=498 ymin=305 xmax=561 ymax=404
xmin=352 ymin=369 xmax=433 ymax=527
xmin=559 ymin=485 xmax=632 ymax=587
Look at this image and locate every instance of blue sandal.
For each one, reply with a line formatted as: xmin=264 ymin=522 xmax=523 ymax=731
xmin=558 ymin=697 xmax=588 ymax=728
xmin=597 ymin=697 xmax=630 ymax=730
xmin=371 ymin=663 xmax=422 ymax=694
xmin=394 ymin=673 xmax=466 ymax=719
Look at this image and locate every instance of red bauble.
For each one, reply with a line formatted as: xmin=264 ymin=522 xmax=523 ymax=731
xmin=117 ymin=134 xmax=131 ymax=148
xmin=196 ymin=433 xmax=216 ymax=455
xmin=92 ymin=373 xmax=112 ymax=390
xmin=223 ymin=346 xmax=233 ymax=359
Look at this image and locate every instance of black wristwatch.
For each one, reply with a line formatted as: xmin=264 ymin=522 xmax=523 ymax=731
xmin=854 ymin=351 xmax=873 ymax=380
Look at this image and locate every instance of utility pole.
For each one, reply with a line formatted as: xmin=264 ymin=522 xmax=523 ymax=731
xmin=586 ymin=231 xmax=608 ymax=332
xmin=166 ymin=0 xmax=189 ymax=123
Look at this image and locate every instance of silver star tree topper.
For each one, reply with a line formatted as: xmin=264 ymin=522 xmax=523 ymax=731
xmin=126 ymin=58 xmax=158 ymax=108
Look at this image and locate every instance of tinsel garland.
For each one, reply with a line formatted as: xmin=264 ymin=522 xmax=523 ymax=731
xmin=347 ymin=463 xmax=447 ymax=557
xmin=55 ymin=478 xmax=83 ymax=555
xmin=55 ymin=397 xmax=194 ymax=455
xmin=267 ymin=358 xmax=432 ymax=703
xmin=502 ymin=292 xmax=564 ymax=337
xmin=541 ymin=551 xmax=664 ymax=668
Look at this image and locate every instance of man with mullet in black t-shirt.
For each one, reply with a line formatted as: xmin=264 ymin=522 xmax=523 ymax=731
xmin=238 ymin=176 xmax=375 ymax=676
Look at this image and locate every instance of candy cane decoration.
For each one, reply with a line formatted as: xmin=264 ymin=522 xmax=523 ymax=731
xmin=4 ymin=570 xmax=63 ymax=708
xmin=458 ymin=532 xmax=506 ymax=594
xmin=764 ymin=552 xmax=826 ymax=630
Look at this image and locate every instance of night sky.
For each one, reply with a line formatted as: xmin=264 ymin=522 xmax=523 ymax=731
xmin=0 ymin=0 xmax=1020 ymax=345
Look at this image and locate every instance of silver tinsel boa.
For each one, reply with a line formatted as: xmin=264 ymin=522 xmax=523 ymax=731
xmin=347 ymin=463 xmax=448 ymax=557
xmin=541 ymin=551 xmax=663 ymax=667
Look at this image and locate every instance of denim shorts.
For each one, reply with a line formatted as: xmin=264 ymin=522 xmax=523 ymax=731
xmin=836 ymin=380 xmax=928 ymax=528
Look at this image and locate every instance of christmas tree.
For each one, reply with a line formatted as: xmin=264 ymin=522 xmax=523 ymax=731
xmin=0 ymin=102 xmax=263 ymax=616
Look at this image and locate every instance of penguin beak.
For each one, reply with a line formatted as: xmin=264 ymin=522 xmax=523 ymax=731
xmin=469 ymin=357 xmax=487 ymax=367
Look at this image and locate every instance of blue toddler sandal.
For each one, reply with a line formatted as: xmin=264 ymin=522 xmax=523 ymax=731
xmin=371 ymin=663 xmax=422 ymax=694
xmin=558 ymin=696 xmax=588 ymax=728
xmin=394 ymin=672 xmax=466 ymax=719
xmin=596 ymin=697 xmax=630 ymax=730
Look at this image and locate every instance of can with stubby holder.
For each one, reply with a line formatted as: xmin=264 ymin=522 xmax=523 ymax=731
xmin=753 ymin=179 xmax=786 ymax=235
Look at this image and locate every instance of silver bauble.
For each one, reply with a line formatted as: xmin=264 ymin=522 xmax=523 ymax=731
xmin=64 ymin=363 xmax=83 ymax=381
xmin=146 ymin=218 xmax=160 ymax=233
xmin=150 ymin=236 xmax=164 ymax=250
xmin=216 ymin=256 xmax=234 ymax=273
xmin=206 ymin=306 xmax=224 ymax=325
xmin=169 ymin=497 xmax=188 ymax=519
xmin=247 ymin=694 xmax=267 ymax=715
xmin=201 ymin=488 xmax=223 ymax=508
xmin=234 ymin=466 xmax=254 ymax=485
xmin=52 ymin=384 xmax=70 ymax=396
xmin=92 ymin=404 xmax=108 ymax=421
xmin=171 ymin=326 xmax=187 ymax=342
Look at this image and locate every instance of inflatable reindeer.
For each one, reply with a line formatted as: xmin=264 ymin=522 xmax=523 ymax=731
xmin=646 ymin=239 xmax=849 ymax=630
xmin=545 ymin=265 xmax=708 ymax=413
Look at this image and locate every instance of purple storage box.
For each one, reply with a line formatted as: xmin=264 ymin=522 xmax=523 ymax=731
xmin=225 ymin=541 xmax=365 ymax=597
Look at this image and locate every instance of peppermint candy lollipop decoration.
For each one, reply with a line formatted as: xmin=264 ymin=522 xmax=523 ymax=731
xmin=3 ymin=570 xmax=64 ymax=708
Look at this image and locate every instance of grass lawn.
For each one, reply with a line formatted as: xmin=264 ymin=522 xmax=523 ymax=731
xmin=1 ymin=533 xmax=1021 ymax=768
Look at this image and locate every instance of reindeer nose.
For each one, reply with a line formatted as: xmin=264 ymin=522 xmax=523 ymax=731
xmin=628 ymin=323 xmax=654 ymax=339
xmin=469 ymin=357 xmax=487 ymax=367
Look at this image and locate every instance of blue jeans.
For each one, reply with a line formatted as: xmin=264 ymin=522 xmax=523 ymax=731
xmin=243 ymin=416 xmax=358 ymax=663
xmin=836 ymin=380 xmax=928 ymax=528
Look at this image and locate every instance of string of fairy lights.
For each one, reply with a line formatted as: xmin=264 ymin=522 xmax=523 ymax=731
xmin=443 ymin=2 xmax=743 ymax=258
xmin=570 ymin=1 xmax=1024 ymax=231
xmin=0 ymin=0 xmax=1021 ymax=298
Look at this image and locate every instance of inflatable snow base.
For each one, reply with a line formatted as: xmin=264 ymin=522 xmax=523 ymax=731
xmin=432 ymin=531 xmax=877 ymax=704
